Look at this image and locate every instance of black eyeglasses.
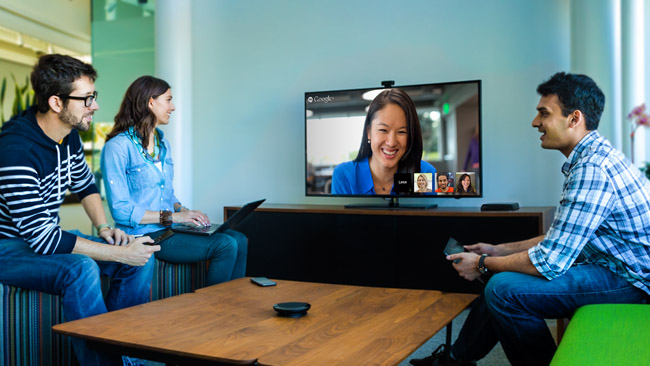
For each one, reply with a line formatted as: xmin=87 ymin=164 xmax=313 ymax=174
xmin=57 ymin=91 xmax=98 ymax=107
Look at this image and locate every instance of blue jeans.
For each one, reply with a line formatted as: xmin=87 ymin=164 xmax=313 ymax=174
xmin=451 ymin=264 xmax=648 ymax=366
xmin=152 ymin=229 xmax=247 ymax=285
xmin=0 ymin=232 xmax=155 ymax=366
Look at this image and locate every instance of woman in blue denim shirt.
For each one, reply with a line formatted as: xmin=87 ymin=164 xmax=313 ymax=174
xmin=100 ymin=76 xmax=247 ymax=285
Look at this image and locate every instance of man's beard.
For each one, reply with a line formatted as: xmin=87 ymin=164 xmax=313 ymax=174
xmin=60 ymin=105 xmax=91 ymax=132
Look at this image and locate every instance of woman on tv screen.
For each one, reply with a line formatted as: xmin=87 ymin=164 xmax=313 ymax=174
xmin=415 ymin=173 xmax=433 ymax=193
xmin=331 ymin=88 xmax=436 ymax=195
xmin=456 ymin=172 xmax=477 ymax=195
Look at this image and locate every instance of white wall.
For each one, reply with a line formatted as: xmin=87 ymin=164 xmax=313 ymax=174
xmin=186 ymin=0 xmax=571 ymax=220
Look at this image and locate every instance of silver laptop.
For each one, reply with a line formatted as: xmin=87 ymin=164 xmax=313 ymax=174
xmin=171 ymin=199 xmax=265 ymax=236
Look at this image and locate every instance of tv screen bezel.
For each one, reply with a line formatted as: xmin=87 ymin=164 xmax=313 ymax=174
xmin=304 ymin=79 xmax=483 ymax=199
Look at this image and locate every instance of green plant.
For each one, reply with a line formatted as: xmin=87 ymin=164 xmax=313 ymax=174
xmin=78 ymin=127 xmax=93 ymax=142
xmin=10 ymin=74 xmax=32 ymax=118
xmin=642 ymin=162 xmax=650 ymax=181
xmin=0 ymin=74 xmax=33 ymax=126
xmin=0 ymin=76 xmax=6 ymax=123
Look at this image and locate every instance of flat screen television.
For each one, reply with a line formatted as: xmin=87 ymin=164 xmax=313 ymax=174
xmin=305 ymin=80 xmax=481 ymax=208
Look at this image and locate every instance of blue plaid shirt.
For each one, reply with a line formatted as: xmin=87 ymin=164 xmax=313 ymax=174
xmin=529 ymin=131 xmax=650 ymax=295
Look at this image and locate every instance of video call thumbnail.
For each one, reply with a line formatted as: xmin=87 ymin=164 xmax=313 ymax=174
xmin=453 ymin=172 xmax=477 ymax=195
xmin=414 ymin=173 xmax=433 ymax=193
xmin=435 ymin=172 xmax=454 ymax=194
xmin=393 ymin=171 xmax=479 ymax=196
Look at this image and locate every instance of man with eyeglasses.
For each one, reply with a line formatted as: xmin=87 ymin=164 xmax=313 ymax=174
xmin=0 ymin=54 xmax=160 ymax=365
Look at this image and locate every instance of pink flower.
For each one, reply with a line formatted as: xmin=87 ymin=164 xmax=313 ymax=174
xmin=628 ymin=103 xmax=649 ymax=128
xmin=630 ymin=104 xmax=646 ymax=117
xmin=629 ymin=104 xmax=649 ymax=164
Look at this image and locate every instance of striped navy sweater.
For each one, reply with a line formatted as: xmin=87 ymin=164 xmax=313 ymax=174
xmin=0 ymin=107 xmax=98 ymax=254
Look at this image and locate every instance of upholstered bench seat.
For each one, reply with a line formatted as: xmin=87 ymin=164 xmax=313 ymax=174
xmin=1 ymin=259 xmax=208 ymax=366
xmin=550 ymin=303 xmax=650 ymax=365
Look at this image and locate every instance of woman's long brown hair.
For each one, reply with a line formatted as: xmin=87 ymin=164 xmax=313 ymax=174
xmin=106 ymin=75 xmax=170 ymax=149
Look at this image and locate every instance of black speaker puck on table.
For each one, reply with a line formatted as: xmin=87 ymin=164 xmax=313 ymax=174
xmin=273 ymin=302 xmax=311 ymax=318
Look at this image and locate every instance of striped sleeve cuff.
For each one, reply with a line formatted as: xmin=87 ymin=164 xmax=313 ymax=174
xmin=52 ymin=230 xmax=77 ymax=255
xmin=76 ymin=181 xmax=99 ymax=200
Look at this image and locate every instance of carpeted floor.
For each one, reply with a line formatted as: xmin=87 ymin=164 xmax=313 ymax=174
xmin=400 ymin=309 xmax=558 ymax=366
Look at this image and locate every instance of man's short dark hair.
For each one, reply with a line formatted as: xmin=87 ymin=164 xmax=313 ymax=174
xmin=31 ymin=54 xmax=97 ymax=113
xmin=536 ymin=72 xmax=605 ymax=130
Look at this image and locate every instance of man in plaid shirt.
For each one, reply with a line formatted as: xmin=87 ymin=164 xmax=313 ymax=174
xmin=410 ymin=73 xmax=650 ymax=366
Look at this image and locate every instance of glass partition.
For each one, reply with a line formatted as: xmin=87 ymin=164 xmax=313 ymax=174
xmin=90 ymin=0 xmax=155 ymax=196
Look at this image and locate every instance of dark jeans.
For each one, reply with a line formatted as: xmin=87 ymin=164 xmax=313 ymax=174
xmin=451 ymin=264 xmax=648 ymax=366
xmin=153 ymin=229 xmax=248 ymax=285
xmin=0 ymin=232 xmax=155 ymax=366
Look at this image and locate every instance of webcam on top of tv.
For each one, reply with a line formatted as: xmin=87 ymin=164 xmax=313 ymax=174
xmin=381 ymin=80 xmax=395 ymax=88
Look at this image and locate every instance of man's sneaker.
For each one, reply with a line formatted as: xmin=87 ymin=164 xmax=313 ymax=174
xmin=409 ymin=344 xmax=477 ymax=366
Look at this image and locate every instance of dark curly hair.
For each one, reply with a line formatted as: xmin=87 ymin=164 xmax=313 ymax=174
xmin=30 ymin=54 xmax=97 ymax=113
xmin=536 ymin=72 xmax=605 ymax=130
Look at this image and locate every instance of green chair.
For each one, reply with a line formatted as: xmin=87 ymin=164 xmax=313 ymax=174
xmin=551 ymin=303 xmax=650 ymax=365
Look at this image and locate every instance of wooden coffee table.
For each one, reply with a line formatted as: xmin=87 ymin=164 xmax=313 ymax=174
xmin=53 ymin=278 xmax=476 ymax=365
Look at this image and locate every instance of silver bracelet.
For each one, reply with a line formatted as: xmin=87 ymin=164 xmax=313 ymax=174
xmin=97 ymin=223 xmax=112 ymax=232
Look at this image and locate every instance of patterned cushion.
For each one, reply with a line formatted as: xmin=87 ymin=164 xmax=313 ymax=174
xmin=0 ymin=259 xmax=208 ymax=366
xmin=0 ymin=285 xmax=74 ymax=366
xmin=151 ymin=259 xmax=208 ymax=301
